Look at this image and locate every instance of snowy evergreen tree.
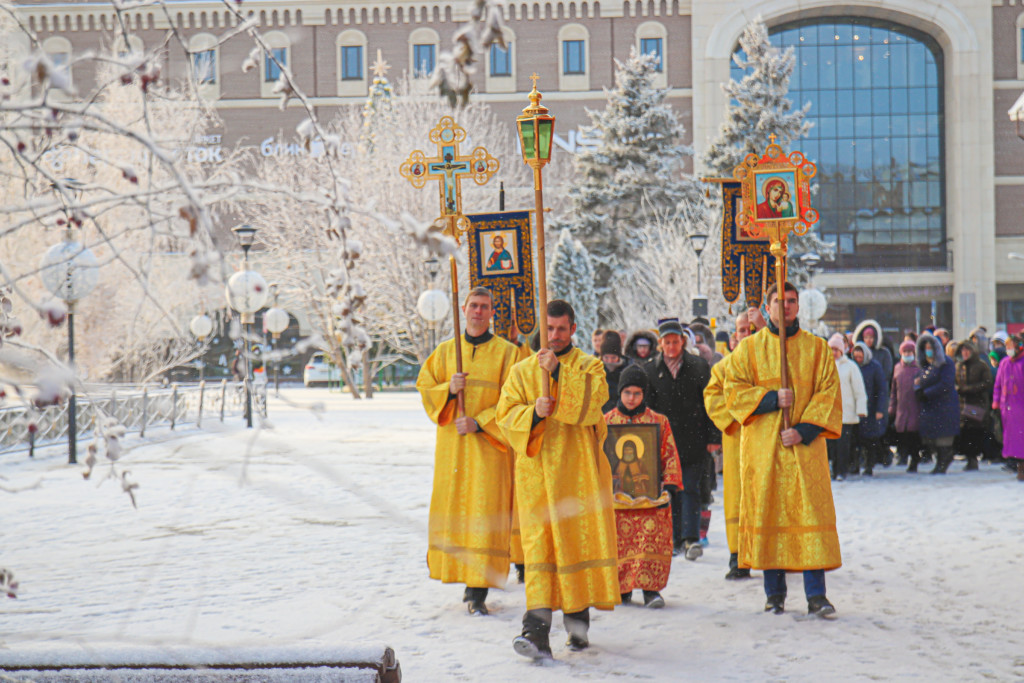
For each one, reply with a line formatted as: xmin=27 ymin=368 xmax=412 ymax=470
xmin=702 ymin=19 xmax=835 ymax=287
xmin=549 ymin=229 xmax=599 ymax=347
xmin=562 ymin=48 xmax=705 ymax=323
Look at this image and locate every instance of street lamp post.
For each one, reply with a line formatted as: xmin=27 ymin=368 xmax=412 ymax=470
xmin=516 ymin=74 xmax=555 ymax=391
xmin=264 ymin=286 xmax=289 ymax=394
xmin=688 ymin=232 xmax=709 ymax=319
xmin=39 ymin=230 xmax=99 ymax=465
xmin=189 ymin=313 xmax=214 ymax=382
xmin=225 ymin=225 xmax=268 ymax=428
xmin=418 ymin=257 xmax=449 ymax=354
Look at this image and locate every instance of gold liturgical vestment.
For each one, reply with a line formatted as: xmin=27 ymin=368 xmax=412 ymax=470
xmin=724 ymin=326 xmax=843 ymax=571
xmin=703 ymin=353 xmax=742 ymax=556
xmin=496 ymin=346 xmax=620 ymax=613
xmin=416 ymin=334 xmax=522 ymax=589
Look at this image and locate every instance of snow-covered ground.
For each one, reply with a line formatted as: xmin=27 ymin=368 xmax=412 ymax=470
xmin=2 ymin=389 xmax=1022 ymax=681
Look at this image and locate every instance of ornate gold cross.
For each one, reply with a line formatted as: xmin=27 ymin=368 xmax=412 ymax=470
xmin=399 ymin=116 xmax=500 ymax=238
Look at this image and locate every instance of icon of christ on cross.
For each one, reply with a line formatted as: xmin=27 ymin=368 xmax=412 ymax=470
xmin=399 ymin=116 xmax=500 ymax=224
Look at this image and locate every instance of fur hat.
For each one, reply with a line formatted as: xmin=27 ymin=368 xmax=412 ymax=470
xmin=899 ymin=340 xmax=916 ymax=354
xmin=599 ymin=330 xmax=623 ymax=357
xmin=618 ymin=364 xmax=649 ymax=396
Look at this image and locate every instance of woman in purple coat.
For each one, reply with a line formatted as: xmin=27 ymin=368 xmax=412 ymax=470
xmin=992 ymin=333 xmax=1024 ymax=481
xmin=890 ymin=340 xmax=923 ymax=471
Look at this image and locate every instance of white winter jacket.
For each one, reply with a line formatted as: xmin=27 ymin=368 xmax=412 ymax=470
xmin=835 ymin=355 xmax=868 ymax=425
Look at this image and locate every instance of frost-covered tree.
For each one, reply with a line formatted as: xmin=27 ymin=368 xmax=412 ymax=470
xmin=432 ymin=0 xmax=506 ymax=107
xmin=549 ymin=229 xmax=598 ymax=347
xmin=562 ymin=48 xmax=704 ymax=323
xmin=702 ymin=18 xmax=835 ymax=288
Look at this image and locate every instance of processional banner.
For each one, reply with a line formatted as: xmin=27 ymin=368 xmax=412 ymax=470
xmin=717 ymin=179 xmax=777 ymax=309
xmin=466 ymin=211 xmax=537 ymax=338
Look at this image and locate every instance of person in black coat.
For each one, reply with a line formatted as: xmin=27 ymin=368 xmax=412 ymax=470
xmin=644 ymin=318 xmax=719 ymax=560
xmin=600 ymin=330 xmax=627 ymax=414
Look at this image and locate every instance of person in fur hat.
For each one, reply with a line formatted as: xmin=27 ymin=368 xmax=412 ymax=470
xmin=624 ymin=329 xmax=659 ymax=369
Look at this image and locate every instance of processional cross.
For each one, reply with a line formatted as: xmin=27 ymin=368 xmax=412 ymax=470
xmin=399 ymin=116 xmax=500 ymax=416
xmin=733 ymin=137 xmax=819 ymax=431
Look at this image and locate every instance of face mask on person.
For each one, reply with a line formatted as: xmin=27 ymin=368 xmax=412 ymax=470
xmin=902 ymin=354 xmax=915 ymax=364
xmin=925 ymin=349 xmax=934 ymax=359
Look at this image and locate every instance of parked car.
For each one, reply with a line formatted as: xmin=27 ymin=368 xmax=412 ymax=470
xmin=303 ymin=352 xmax=334 ymax=387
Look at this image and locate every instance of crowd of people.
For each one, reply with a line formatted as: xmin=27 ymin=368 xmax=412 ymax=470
xmin=594 ymin=318 xmax=1024 ymax=483
xmin=414 ymin=285 xmax=1023 ymax=662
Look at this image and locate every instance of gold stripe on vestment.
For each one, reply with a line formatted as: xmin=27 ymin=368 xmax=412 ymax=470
xmin=741 ymin=524 xmax=836 ymax=534
xmin=429 ymin=543 xmax=509 ymax=558
xmin=578 ymin=373 xmax=592 ymax=425
xmin=526 ymin=557 xmax=618 ymax=574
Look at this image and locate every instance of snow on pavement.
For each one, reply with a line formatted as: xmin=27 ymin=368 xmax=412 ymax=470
xmin=2 ymin=390 xmax=1022 ymax=681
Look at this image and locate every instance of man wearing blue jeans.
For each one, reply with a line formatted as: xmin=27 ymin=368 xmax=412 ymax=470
xmin=724 ymin=283 xmax=843 ymax=618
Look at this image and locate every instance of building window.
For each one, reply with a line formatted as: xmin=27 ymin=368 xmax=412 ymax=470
xmin=641 ymin=37 xmax=663 ymax=71
xmin=1020 ymin=27 xmax=1024 ymax=63
xmin=265 ymin=47 xmax=286 ymax=82
xmin=413 ymin=44 xmax=435 ymax=77
xmin=563 ymin=40 xmax=585 ymax=75
xmin=193 ymin=49 xmax=216 ymax=84
xmin=341 ymin=45 xmax=363 ymax=81
xmin=490 ymin=43 xmax=511 ymax=77
xmin=734 ymin=19 xmax=945 ymax=271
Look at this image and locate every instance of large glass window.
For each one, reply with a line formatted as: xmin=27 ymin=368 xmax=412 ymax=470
xmin=733 ymin=19 xmax=945 ymax=270
xmin=490 ymin=43 xmax=511 ymax=77
xmin=563 ymin=40 xmax=585 ymax=75
xmin=641 ymin=37 xmax=663 ymax=71
xmin=414 ymin=44 xmax=435 ymax=77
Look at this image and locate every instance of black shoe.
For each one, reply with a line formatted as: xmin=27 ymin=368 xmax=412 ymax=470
xmin=906 ymin=461 xmax=918 ymax=473
xmin=683 ymin=540 xmax=703 ymax=561
xmin=513 ymin=632 xmax=552 ymax=659
xmin=621 ymin=591 xmax=632 ymax=605
xmin=725 ymin=567 xmax=752 ymax=580
xmin=964 ymin=457 xmax=979 ymax=471
xmin=463 ymin=587 xmax=488 ymax=615
xmin=862 ymin=468 xmax=873 ymax=477
xmin=566 ymin=633 xmax=589 ymax=651
xmin=764 ymin=594 xmax=785 ymax=615
xmin=467 ymin=599 xmax=488 ymax=615
xmin=643 ymin=590 xmax=665 ymax=609
xmin=807 ymin=595 xmax=837 ymax=618
xmin=515 ymin=563 xmax=525 ymax=584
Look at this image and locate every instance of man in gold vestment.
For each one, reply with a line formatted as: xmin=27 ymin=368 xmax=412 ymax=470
xmin=416 ymin=287 xmax=522 ymax=616
xmin=497 ymin=299 xmax=619 ymax=659
xmin=703 ymin=307 xmax=765 ymax=580
xmin=724 ymin=282 xmax=843 ymax=618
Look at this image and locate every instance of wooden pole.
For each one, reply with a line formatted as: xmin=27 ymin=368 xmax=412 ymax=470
xmin=532 ymin=164 xmax=550 ymax=398
xmin=770 ymin=238 xmax=791 ymax=430
xmin=448 ymin=217 xmax=466 ymax=417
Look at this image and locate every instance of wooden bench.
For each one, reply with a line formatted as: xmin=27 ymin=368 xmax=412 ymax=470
xmin=0 ymin=644 xmax=401 ymax=682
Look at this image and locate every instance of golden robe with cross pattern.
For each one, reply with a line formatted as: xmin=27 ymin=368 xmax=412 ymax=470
xmin=703 ymin=353 xmax=743 ymax=555
xmin=416 ymin=334 xmax=522 ymax=589
xmin=496 ymin=346 xmax=620 ymax=613
xmin=508 ymin=340 xmax=533 ymax=566
xmin=724 ymin=326 xmax=844 ymax=571
xmin=604 ymin=407 xmax=683 ymax=593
